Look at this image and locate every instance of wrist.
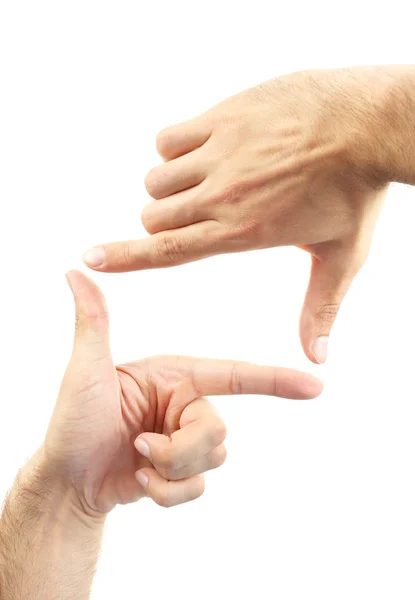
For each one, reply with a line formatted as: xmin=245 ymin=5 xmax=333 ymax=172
xmin=21 ymin=447 xmax=106 ymax=530
xmin=0 ymin=449 xmax=105 ymax=598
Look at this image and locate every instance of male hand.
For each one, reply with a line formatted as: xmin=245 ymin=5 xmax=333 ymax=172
xmin=43 ymin=271 xmax=322 ymax=516
xmin=83 ymin=67 xmax=396 ymax=363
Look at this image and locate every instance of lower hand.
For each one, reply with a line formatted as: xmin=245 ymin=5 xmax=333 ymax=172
xmin=43 ymin=271 xmax=322 ymax=516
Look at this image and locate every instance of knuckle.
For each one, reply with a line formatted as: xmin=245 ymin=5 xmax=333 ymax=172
xmin=141 ymin=204 xmax=158 ymax=234
xmin=156 ymin=235 xmax=184 ymax=265
xmin=155 ymin=128 xmax=172 ymax=156
xmin=75 ymin=312 xmax=108 ymax=334
xmin=217 ymin=113 xmax=247 ymax=138
xmin=144 ymin=167 xmax=163 ymax=198
xmin=210 ymin=420 xmax=227 ymax=447
xmin=218 ymin=113 xmax=239 ymax=129
xmin=238 ymin=217 xmax=261 ymax=240
xmin=213 ymin=445 xmax=227 ymax=469
xmin=229 ymin=361 xmax=243 ymax=394
xmin=120 ymin=243 xmax=133 ymax=268
xmin=219 ymin=225 xmax=242 ymax=244
xmin=154 ymin=488 xmax=173 ymax=509
xmin=316 ymin=303 xmax=340 ymax=325
xmin=215 ymin=181 xmax=245 ymax=205
xmin=190 ymin=477 xmax=205 ymax=501
xmin=217 ymin=217 xmax=261 ymax=246
xmin=159 ymin=449 xmax=182 ymax=473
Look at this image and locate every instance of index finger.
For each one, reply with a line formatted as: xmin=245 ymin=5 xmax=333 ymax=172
xmin=83 ymin=221 xmax=223 ymax=273
xmin=144 ymin=356 xmax=323 ymax=400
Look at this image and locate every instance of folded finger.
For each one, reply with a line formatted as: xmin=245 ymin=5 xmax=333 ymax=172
xmin=145 ymin=149 xmax=208 ymax=199
xmin=156 ymin=116 xmax=212 ymax=161
xmin=135 ymin=399 xmax=227 ymax=479
xmin=135 ymin=468 xmax=205 ymax=508
xmin=169 ymin=444 xmax=227 ymax=481
xmin=141 ymin=187 xmax=208 ymax=235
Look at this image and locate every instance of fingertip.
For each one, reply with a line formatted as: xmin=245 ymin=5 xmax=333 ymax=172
xmin=192 ymin=474 xmax=206 ymax=500
xmin=302 ymin=374 xmax=324 ymax=399
xmin=65 ymin=269 xmax=102 ymax=300
xmin=83 ymin=247 xmax=106 ymax=270
xmin=83 ymin=240 xmax=148 ymax=273
xmin=134 ymin=438 xmax=151 ymax=459
xmin=64 ymin=270 xmax=109 ymax=342
xmin=155 ymin=117 xmax=211 ymax=160
xmin=135 ymin=470 xmax=149 ymax=492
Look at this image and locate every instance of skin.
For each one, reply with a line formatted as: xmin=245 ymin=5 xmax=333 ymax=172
xmin=83 ymin=65 xmax=415 ymax=364
xmin=0 ymin=271 xmax=322 ymax=598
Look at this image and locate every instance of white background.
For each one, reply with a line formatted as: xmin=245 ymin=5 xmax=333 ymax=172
xmin=1 ymin=1 xmax=415 ymax=598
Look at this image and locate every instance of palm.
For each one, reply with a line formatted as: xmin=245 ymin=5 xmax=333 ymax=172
xmin=46 ymin=352 xmax=195 ymax=512
xmin=84 ymin=357 xmax=206 ymax=513
xmin=45 ymin=352 xmax=206 ymax=511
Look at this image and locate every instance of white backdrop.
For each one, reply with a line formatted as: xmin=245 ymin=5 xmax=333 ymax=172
xmin=1 ymin=1 xmax=415 ymax=598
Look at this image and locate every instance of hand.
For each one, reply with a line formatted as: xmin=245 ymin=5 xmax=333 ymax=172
xmin=43 ymin=271 xmax=322 ymax=515
xmin=83 ymin=67 xmax=394 ymax=363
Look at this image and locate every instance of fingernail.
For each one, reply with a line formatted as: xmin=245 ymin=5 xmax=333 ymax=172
xmin=83 ymin=247 xmax=106 ymax=268
xmin=136 ymin=471 xmax=148 ymax=491
xmin=312 ymin=336 xmax=329 ymax=364
xmin=135 ymin=439 xmax=151 ymax=459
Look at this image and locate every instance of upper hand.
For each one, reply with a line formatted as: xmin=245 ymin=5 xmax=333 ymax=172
xmin=43 ymin=271 xmax=322 ymax=516
xmin=83 ymin=67 xmax=391 ymax=363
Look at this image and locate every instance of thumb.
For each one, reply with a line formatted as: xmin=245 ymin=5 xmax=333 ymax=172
xmin=300 ymin=246 xmax=363 ymax=364
xmin=65 ymin=270 xmax=110 ymax=355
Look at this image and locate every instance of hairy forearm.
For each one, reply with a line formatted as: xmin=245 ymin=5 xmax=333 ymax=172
xmin=349 ymin=64 xmax=415 ymax=186
xmin=0 ymin=449 xmax=105 ymax=600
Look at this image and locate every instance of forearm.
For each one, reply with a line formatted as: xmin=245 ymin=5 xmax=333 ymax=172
xmin=349 ymin=64 xmax=415 ymax=186
xmin=0 ymin=449 xmax=105 ymax=600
